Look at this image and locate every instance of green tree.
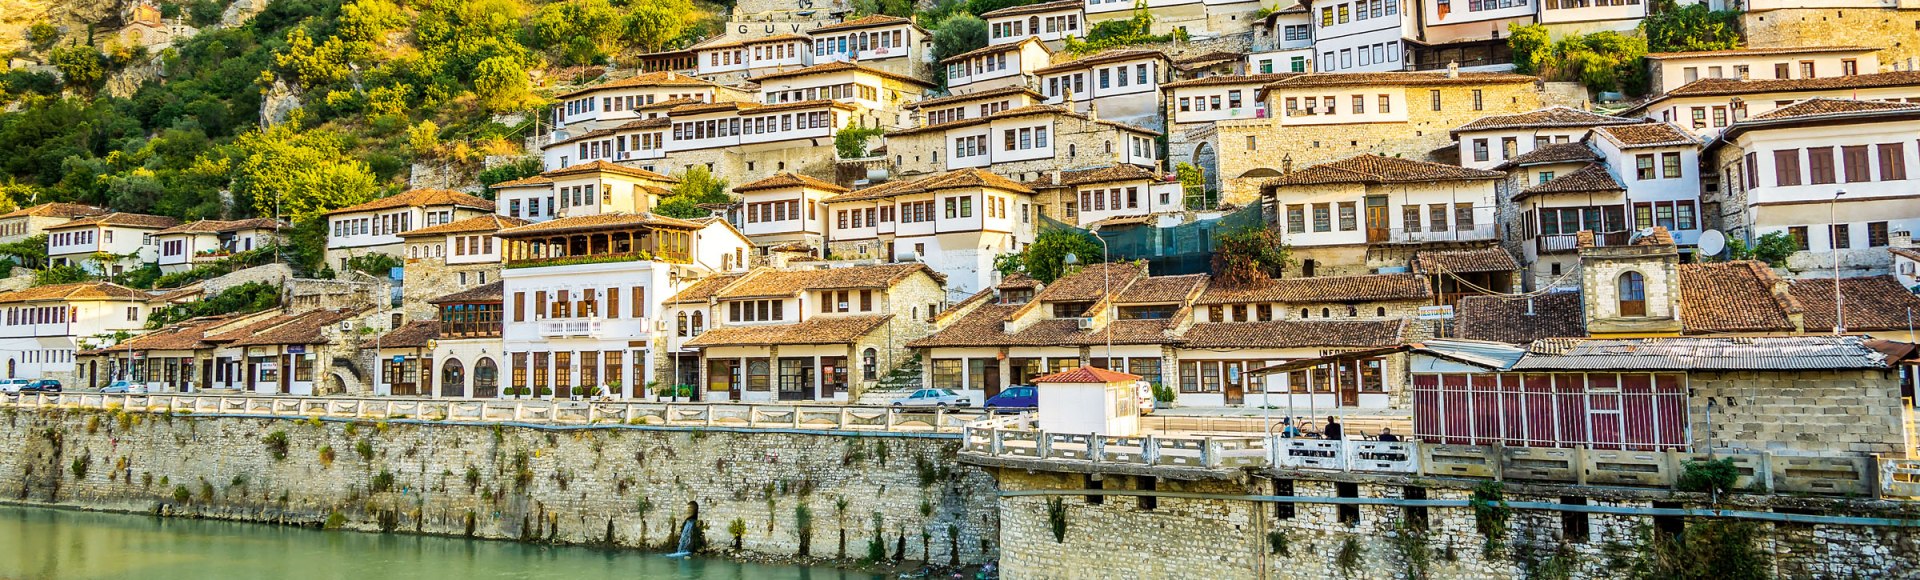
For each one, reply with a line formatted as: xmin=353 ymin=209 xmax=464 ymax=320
xmin=32 ymin=263 xmax=94 ymax=286
xmin=1212 ymin=225 xmax=1291 ymax=286
xmin=479 ymin=157 xmax=544 ymax=189
xmin=929 ymin=14 xmax=988 ymax=88
xmin=1507 ymin=23 xmax=1552 ymax=76
xmin=623 ymin=0 xmax=697 ymax=52
xmin=344 ymin=253 xmax=403 ymax=278
xmin=835 ymin=122 xmax=885 ymax=159
xmin=49 ymin=45 xmax=107 ymax=96
xmin=1641 ymin=0 xmax=1741 ymax=53
xmin=473 ymin=56 xmax=534 ymax=112
xmin=528 ymin=0 xmax=624 ymax=65
xmin=25 ymin=22 xmax=60 ymax=52
xmin=654 ymin=166 xmax=731 ymax=218
xmin=853 ymin=0 xmax=915 ymax=17
xmin=1738 ymin=231 xmax=1798 ymax=266
xmin=1175 ymin=162 xmax=1209 ymax=209
xmin=0 ymin=234 xmax=49 ymax=269
xmin=1011 ymin=229 xmax=1105 ymax=284
xmin=229 ymin=124 xmax=380 ymax=223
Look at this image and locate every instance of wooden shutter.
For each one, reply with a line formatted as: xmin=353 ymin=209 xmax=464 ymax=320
xmin=1772 ymin=149 xmax=1801 ymax=186
xmin=607 ymin=288 xmax=620 ymax=318
xmin=514 ymin=292 xmax=525 ymax=322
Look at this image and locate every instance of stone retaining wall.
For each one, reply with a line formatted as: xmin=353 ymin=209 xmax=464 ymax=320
xmin=0 ymin=408 xmax=1000 ymax=566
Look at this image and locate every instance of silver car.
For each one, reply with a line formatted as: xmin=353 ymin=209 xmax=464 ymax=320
xmin=890 ymin=388 xmax=971 ymax=407
xmin=0 ymin=379 xmax=29 ymax=394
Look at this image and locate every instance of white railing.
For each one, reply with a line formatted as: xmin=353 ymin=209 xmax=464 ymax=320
xmin=1270 ymin=437 xmax=1418 ymax=473
xmin=538 ymin=317 xmax=603 ymax=338
xmin=962 ymin=414 xmax=1271 ymax=469
xmin=0 ymin=392 xmax=991 ymax=433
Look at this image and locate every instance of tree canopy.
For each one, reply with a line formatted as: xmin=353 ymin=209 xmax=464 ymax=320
xmin=998 ymin=229 xmax=1107 ymax=284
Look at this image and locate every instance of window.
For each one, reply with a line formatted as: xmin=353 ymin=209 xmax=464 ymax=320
xmin=1870 ymin=221 xmax=1891 ymax=247
xmin=1312 ymin=204 xmax=1331 ymax=232
xmin=1429 ymin=204 xmax=1449 ymax=232
xmin=1788 ymin=226 xmax=1810 ymax=250
xmin=1843 ymin=145 xmax=1871 ymax=183
xmin=1472 ymin=89 xmax=1483 ymax=111
xmin=1880 ymin=143 xmax=1908 ymax=180
xmin=1661 ymin=152 xmax=1682 ymax=179
xmin=1832 ymin=223 xmax=1853 ymax=250
xmin=1403 ymin=206 xmax=1421 ymax=232
xmin=1287 ymin=205 xmax=1306 ymax=233
xmin=1843 ymin=59 xmax=1859 ymax=76
xmin=1617 ymin=272 xmax=1646 ymax=316
xmin=1430 ymin=90 xmax=1441 ymax=111
xmin=1800 ymin=60 xmax=1816 ymax=79
xmin=1379 ymin=94 xmax=1390 ymax=114
xmin=1808 ymin=146 xmax=1836 ymax=185
xmin=1773 ymin=149 xmax=1802 ymax=186
xmin=1337 ymin=202 xmax=1357 ymax=231
xmin=1635 ymin=154 xmax=1656 ymax=180
xmin=1472 ymin=139 xmax=1489 ymax=162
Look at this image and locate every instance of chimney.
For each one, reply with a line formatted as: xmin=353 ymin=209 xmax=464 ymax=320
xmin=1086 ymin=101 xmax=1099 ymax=124
xmin=1446 ymin=60 xmax=1460 ymax=79
xmin=1524 ymin=297 xmax=1535 ymax=316
xmin=1050 ymin=169 xmax=1062 ymax=185
xmin=1893 ymin=229 xmax=1915 ymax=249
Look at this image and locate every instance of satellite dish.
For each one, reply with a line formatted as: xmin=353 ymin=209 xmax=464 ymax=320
xmin=1698 ymin=230 xmax=1727 ymax=257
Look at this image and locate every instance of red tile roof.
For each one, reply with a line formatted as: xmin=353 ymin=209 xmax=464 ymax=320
xmin=1453 ymin=292 xmax=1586 ymax=344
xmin=1023 ymin=164 xmax=1163 ymax=188
xmin=1499 ymin=142 xmax=1600 ymax=168
xmin=1676 ymin=261 xmax=1801 ymax=334
xmin=1035 ymin=262 xmax=1148 ymax=303
xmin=1264 ymin=155 xmax=1503 ymax=187
xmin=980 ymin=0 xmax=1082 ymax=17
xmin=1789 ymin=275 xmax=1920 ymax=332
xmin=809 ymin=14 xmax=918 ymax=34
xmin=375 ymin=320 xmax=438 ymax=349
xmin=716 ymin=263 xmax=942 ymax=299
xmin=1181 ymin=319 xmax=1407 ymax=349
xmin=0 ymin=282 xmax=152 ymax=303
xmin=429 ymin=281 xmax=505 ymax=304
xmin=1515 ymin=163 xmax=1625 ymax=200
xmin=323 ymin=189 xmax=495 ymax=216
xmin=1451 ymin=106 xmax=1640 ymax=136
xmin=683 ymin=314 xmax=892 ymax=347
xmin=1032 ymin=49 xmax=1168 ymax=76
xmin=154 ymin=218 xmax=283 ymax=235
xmin=540 ymin=160 xmax=678 ymax=183
xmin=734 ymin=172 xmax=851 ymax=194
xmin=396 ymin=215 xmax=529 ymax=238
xmin=1751 ymin=97 xmax=1920 ymax=120
xmin=907 ymin=86 xmax=1045 ymax=110
xmin=1644 ymin=45 xmax=1878 ymax=60
xmin=747 ymin=61 xmax=932 ymax=87
xmin=0 ymin=203 xmax=105 ymax=220
xmin=1411 ymin=248 xmax=1518 ymax=274
xmin=1592 ymin=122 xmax=1697 ymax=149
xmin=45 ymin=212 xmax=181 ymax=230
xmin=1162 ymin=72 xmax=1306 ymax=90
xmin=665 ymin=273 xmax=749 ymax=304
xmin=826 ymin=168 xmax=1035 ymax=203
xmin=1032 ymin=366 xmax=1140 ymax=384
xmin=555 ymin=71 xmax=718 ymax=99
xmin=1196 ymin=273 xmax=1433 ymax=305
xmin=494 ymin=212 xmax=706 ymax=238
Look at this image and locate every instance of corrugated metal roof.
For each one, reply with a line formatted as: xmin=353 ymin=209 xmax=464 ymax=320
xmin=1412 ymin=339 xmax=1529 ymax=370
xmin=1512 ymin=336 xmax=1888 ymax=371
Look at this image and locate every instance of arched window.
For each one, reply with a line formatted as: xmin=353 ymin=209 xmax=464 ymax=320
xmin=441 ymin=359 xmax=466 ymax=398
xmin=691 ymin=311 xmax=705 ymax=336
xmin=1618 ymin=272 xmax=1647 ymax=316
xmin=1029 ymin=16 xmax=1040 ymax=32
xmin=862 ymin=348 xmax=879 ymax=380
xmin=473 ymin=358 xmax=499 ymax=399
xmin=1347 ymin=306 xmax=1358 ymax=317
xmin=1301 ymin=308 xmax=1309 ymax=318
xmin=1376 ymin=307 xmax=1386 ymax=317
xmin=1321 ymin=308 xmax=1331 ymax=318
xmin=677 ymin=312 xmax=689 ymax=336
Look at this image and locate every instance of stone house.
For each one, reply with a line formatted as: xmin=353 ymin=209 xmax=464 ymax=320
xmin=805 ymin=15 xmax=932 ymax=81
xmin=199 ymin=307 xmax=372 ymax=396
xmin=371 ymin=320 xmax=439 ymax=397
xmin=1181 ymin=272 xmax=1422 ymax=409
xmin=1450 ymin=106 xmax=1638 ymax=170
xmin=1624 ymin=70 xmax=1920 ymax=141
xmin=1161 ymin=72 xmax=1299 ymax=192
xmin=1260 ymin=154 xmax=1505 ymax=276
xmin=1022 ymin=164 xmax=1184 ymax=228
xmin=0 ymin=203 xmax=105 ymax=246
xmin=1033 ymin=49 xmax=1175 ymax=131
xmin=45 ymin=212 xmax=182 ymax=276
xmin=732 ymin=172 xmax=850 ymax=254
xmin=1702 ymin=98 xmax=1920 ymax=278
xmin=394 ymin=214 xmax=524 ymax=323
xmin=884 ymin=104 xmax=1161 ymax=182
xmin=1643 ymin=45 xmax=1880 ymax=96
xmin=982 ymin=0 xmax=1085 ymax=48
xmin=425 ymin=281 xmax=506 ymax=399
xmin=677 ymin=262 xmax=950 ymax=403
xmin=821 ymin=168 xmax=1038 ymax=298
xmin=1534 ymin=0 xmax=1651 ymax=37
xmin=323 ymin=189 xmax=496 ymax=272
xmin=151 ymin=218 xmax=283 ymax=274
xmin=0 ymin=282 xmax=160 ymax=386
xmin=1212 ymin=70 xmax=1546 ymax=202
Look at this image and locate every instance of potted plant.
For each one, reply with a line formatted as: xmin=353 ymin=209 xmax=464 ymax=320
xmin=645 ymin=380 xmax=659 ymax=400
xmin=535 ymin=385 xmax=553 ymax=398
xmin=572 ymin=385 xmax=594 ymax=400
xmin=604 ymin=380 xmax=621 ymax=399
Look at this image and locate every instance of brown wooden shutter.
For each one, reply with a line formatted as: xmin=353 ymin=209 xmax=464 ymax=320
xmin=607 ymin=288 xmax=620 ymax=318
xmin=514 ymin=292 xmax=525 ymax=322
xmin=1773 ymin=149 xmax=1801 ymax=186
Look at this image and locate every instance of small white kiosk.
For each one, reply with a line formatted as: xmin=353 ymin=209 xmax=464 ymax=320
xmin=1032 ymin=367 xmax=1143 ymax=437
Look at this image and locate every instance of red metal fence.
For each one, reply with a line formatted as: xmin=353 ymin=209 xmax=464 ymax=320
xmin=1412 ymin=372 xmax=1688 ymax=450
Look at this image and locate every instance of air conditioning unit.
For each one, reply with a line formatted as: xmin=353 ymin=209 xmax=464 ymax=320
xmin=1072 ymin=317 xmax=1093 ymax=329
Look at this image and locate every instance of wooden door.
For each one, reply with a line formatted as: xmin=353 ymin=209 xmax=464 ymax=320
xmin=1338 ymin=361 xmax=1360 ymax=406
xmin=1364 ymin=196 xmax=1389 ymax=243
xmin=279 ymin=355 xmax=292 ymax=394
xmin=1224 ymin=362 xmax=1245 ymax=405
xmin=246 ymin=360 xmax=257 ymax=392
xmin=983 ymin=362 xmax=1002 ymax=399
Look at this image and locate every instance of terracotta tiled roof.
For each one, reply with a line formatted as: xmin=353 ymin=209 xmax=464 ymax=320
xmin=1267 ymin=71 xmax=1538 ymax=89
xmin=1115 ymin=274 xmax=1207 ymax=303
xmin=636 ymin=97 xmax=702 ymax=111
xmin=1751 ymin=97 xmax=1920 ymax=120
xmin=1033 ymin=49 xmax=1167 ymax=75
xmin=716 ymin=263 xmax=940 ymax=299
xmin=1634 ymin=226 xmax=1676 ymax=247
xmin=555 ymin=71 xmax=717 ymax=99
xmin=1454 ymin=292 xmax=1586 ymax=344
xmin=665 ymin=273 xmax=749 ymax=304
xmin=0 ymin=282 xmax=152 ymax=303
xmin=826 ymin=168 xmax=1034 ymax=204
xmin=1181 ymin=319 xmax=1407 ymax=349
xmin=886 ymin=103 xmax=1160 ymax=137
xmin=1668 ymin=71 xmax=1920 ymax=98
xmin=1023 ymin=164 xmax=1162 ymax=188
xmin=996 ymin=274 xmax=1039 ymax=290
xmin=980 ymin=0 xmax=1082 ymax=18
xmin=429 ymin=281 xmax=505 ymax=304
xmin=1593 ymin=122 xmax=1696 ymax=149
xmin=1034 ymin=262 xmax=1148 ymax=303
xmin=1161 ymin=72 xmax=1304 ymax=89
xmin=1499 ymin=142 xmax=1600 ymax=168
xmin=540 ymin=160 xmax=678 ymax=182
xmin=1172 ymin=51 xmax=1242 ymax=66
xmin=684 ymin=314 xmax=892 ymax=347
xmin=0 ymin=203 xmax=105 ymax=220
xmin=809 ymin=14 xmax=916 ymax=34
xmin=1196 ymin=273 xmax=1433 ymax=305
xmin=495 ymin=212 xmax=705 ymax=238
xmin=1516 ymin=163 xmax=1625 ymax=200
xmin=906 ymin=303 xmax=1023 ymax=347
xmin=940 ymin=38 xmax=1043 ymax=65
xmin=1265 ymin=155 xmax=1504 ymax=187
xmin=397 ymin=215 xmax=529 ymax=238
xmin=217 ymin=309 xmax=361 ymax=347
xmin=490 ymin=175 xmax=554 ymax=189
xmin=747 ymin=61 xmax=932 ymax=87
xmin=46 ymin=212 xmax=181 ymax=230
xmin=1032 ymin=366 xmax=1140 ymax=384
xmin=1789 ymin=275 xmax=1920 ymax=332
xmin=1677 ymin=261 xmax=1801 ymax=334
xmin=619 ymin=117 xmax=673 ymax=130
xmin=1411 ymin=248 xmax=1518 ymax=274
xmin=734 ymin=172 xmax=851 ymax=194
xmin=907 ymin=86 xmax=1044 ymax=110
xmin=79 ymin=315 xmax=247 ymax=354
xmin=375 ymin=320 xmax=438 ymax=349
xmin=1645 ymin=45 xmax=1878 ymax=60
xmin=154 ymin=218 xmax=282 ymax=235
xmin=905 ymin=302 xmax=1183 ymax=348
xmin=1451 ymin=106 xmax=1640 ymax=136
xmin=323 ymin=189 xmax=495 ymax=216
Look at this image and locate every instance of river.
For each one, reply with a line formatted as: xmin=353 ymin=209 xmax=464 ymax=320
xmin=0 ymin=505 xmax=883 ymax=580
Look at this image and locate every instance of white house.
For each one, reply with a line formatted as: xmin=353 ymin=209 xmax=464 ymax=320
xmin=1535 ymin=0 xmax=1650 ymax=36
xmin=0 ymin=282 xmax=157 ymax=384
xmin=1023 ymin=164 xmax=1185 ymax=227
xmin=493 ymin=176 xmax=557 ymax=223
xmin=1626 ymin=70 xmax=1920 ymax=140
xmin=983 ymin=0 xmax=1085 ymax=46
xmin=1261 ymin=154 xmax=1504 ymax=275
xmin=1407 ymin=0 xmax=1532 ymax=71
xmin=746 ymin=61 xmax=932 ymax=127
xmin=885 ymin=104 xmax=1163 ymax=180
xmin=1451 ymin=106 xmax=1640 ymax=170
xmin=0 ymin=203 xmax=104 ymax=245
xmin=806 ymin=15 xmax=931 ymax=80
xmin=1643 ymin=45 xmax=1880 ymax=96
xmin=550 ymin=71 xmax=744 ymax=133
xmin=324 ymin=189 xmax=496 ymax=271
xmin=1250 ymin=4 xmax=1315 ymax=74
xmin=908 ymin=86 xmax=1047 ymax=126
xmin=1705 ymin=99 xmax=1920 ymax=277
xmin=1034 ymin=49 xmax=1173 ymax=130
xmin=690 ymin=33 xmax=812 ymax=80
xmin=1589 ymin=121 xmax=1706 ymax=249
xmin=45 ymin=212 xmax=181 ymax=275
xmin=732 ymin=172 xmax=851 ymax=253
xmin=823 ymin=168 xmax=1039 ymax=298
xmin=152 ymin=218 xmax=283 ymax=273
xmin=1307 ymin=0 xmax=1411 ymax=73
xmin=943 ymin=37 xmax=1054 ymax=94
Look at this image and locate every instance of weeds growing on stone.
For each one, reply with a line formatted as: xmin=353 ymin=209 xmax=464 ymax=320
xmin=262 ymin=430 xmax=290 ymax=461
xmin=1045 ymin=498 xmax=1068 ymax=543
xmin=1336 ymin=536 xmax=1363 ymax=575
xmin=354 ymin=440 xmax=374 ymax=461
xmin=172 ymin=485 xmax=190 ymax=503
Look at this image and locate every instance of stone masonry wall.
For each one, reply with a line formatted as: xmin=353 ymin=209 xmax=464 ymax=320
xmin=1690 ymin=369 xmax=1908 ymax=456
xmin=1744 ymin=8 xmax=1920 ymax=72
xmin=0 ymin=409 xmax=1000 ymax=566
xmin=992 ymin=467 xmax=1920 ymax=579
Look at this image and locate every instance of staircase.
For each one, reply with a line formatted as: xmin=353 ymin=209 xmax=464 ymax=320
xmin=853 ymin=356 xmax=924 ymax=405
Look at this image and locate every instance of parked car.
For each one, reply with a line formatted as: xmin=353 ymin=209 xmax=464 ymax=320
xmin=20 ymin=379 xmax=61 ymax=393
xmin=983 ymin=385 xmax=1037 ymax=409
xmin=0 ymin=379 xmax=28 ymax=394
xmin=101 ymin=380 xmax=147 ymax=394
xmin=1137 ymin=381 xmax=1156 ymax=416
xmin=890 ymin=388 xmax=971 ymax=407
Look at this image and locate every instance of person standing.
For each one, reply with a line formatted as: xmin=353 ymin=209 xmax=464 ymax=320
xmin=1322 ymin=416 xmax=1343 ymax=440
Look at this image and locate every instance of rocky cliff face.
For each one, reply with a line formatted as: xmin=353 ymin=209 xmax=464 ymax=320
xmin=0 ymin=0 xmax=128 ymax=58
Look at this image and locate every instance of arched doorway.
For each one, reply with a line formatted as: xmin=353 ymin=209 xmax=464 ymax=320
xmin=441 ymin=359 xmax=466 ymax=398
xmin=1192 ymin=141 xmax=1219 ymax=207
xmin=473 ymin=358 xmax=499 ymax=399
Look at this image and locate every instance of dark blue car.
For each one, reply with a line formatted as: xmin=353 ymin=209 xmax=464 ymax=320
xmin=983 ymin=385 xmax=1038 ymax=409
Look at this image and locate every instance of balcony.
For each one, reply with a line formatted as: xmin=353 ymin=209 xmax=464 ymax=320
xmin=1375 ymin=223 xmax=1497 ymax=244
xmin=1537 ymin=230 xmax=1629 ymax=254
xmin=539 ymin=317 xmax=603 ymax=338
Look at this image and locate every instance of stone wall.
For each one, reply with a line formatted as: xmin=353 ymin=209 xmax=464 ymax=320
xmin=1690 ymin=368 xmax=1908 ymax=456
xmin=1744 ymin=8 xmax=1920 ymax=72
xmin=990 ymin=466 xmax=1920 ymax=579
xmin=0 ymin=409 xmax=1000 ymax=566
xmin=399 ymin=258 xmax=500 ymax=322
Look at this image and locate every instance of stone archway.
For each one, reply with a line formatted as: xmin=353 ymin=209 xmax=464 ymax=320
xmin=1192 ymin=141 xmax=1219 ymax=205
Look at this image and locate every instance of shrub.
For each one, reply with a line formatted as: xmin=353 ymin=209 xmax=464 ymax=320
xmin=371 ymin=470 xmax=395 ymax=493
xmin=354 ymin=439 xmax=374 ymax=460
xmin=325 ymin=510 xmax=346 ymax=529
xmin=262 ymin=430 xmax=290 ymax=461
xmin=319 ymin=445 xmax=336 ymax=465
xmin=1677 ymin=457 xmax=1740 ymax=496
xmin=173 ymin=484 xmax=191 ymax=503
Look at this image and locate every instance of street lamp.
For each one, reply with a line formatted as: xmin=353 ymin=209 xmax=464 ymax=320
xmin=1062 ymin=236 xmax=1114 ymax=366
xmin=1833 ymin=188 xmax=1847 ymax=335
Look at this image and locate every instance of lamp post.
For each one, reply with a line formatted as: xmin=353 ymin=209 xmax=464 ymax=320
xmin=1833 ymin=188 xmax=1847 ymax=335
xmin=1062 ymin=235 xmax=1114 ymax=367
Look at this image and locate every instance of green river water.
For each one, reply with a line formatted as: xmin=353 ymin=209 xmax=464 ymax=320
xmin=0 ymin=505 xmax=883 ymax=580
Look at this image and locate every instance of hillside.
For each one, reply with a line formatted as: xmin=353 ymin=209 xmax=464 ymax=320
xmin=0 ymin=0 xmax=727 ymax=278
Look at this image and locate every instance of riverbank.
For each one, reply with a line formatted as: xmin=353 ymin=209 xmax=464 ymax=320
xmin=0 ymin=407 xmax=1001 ymax=572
